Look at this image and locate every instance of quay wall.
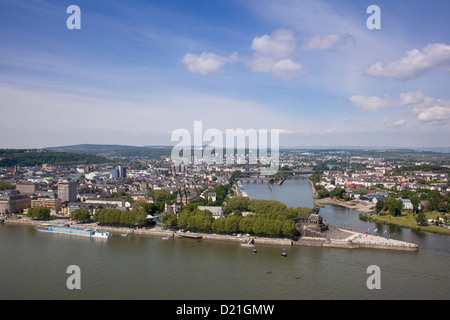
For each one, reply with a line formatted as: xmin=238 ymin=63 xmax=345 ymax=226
xmin=3 ymin=218 xmax=418 ymax=251
xmin=354 ymin=242 xmax=418 ymax=252
xmin=293 ymin=235 xmax=418 ymax=251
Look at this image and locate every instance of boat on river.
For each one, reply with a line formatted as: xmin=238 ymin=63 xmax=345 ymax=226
xmin=35 ymin=224 xmax=111 ymax=238
xmin=241 ymin=238 xmax=255 ymax=247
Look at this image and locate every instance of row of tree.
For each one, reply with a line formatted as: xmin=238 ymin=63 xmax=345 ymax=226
xmin=0 ymin=149 xmax=109 ymax=167
xmin=375 ymin=192 xmax=449 ymax=216
xmin=212 ymin=214 xmax=298 ymax=237
xmin=223 ymin=196 xmax=312 ymax=219
xmin=92 ymin=208 xmax=147 ymax=227
xmin=70 ymin=209 xmax=91 ymax=222
xmin=27 ymin=207 xmax=51 ymax=220
xmin=162 ymin=198 xmax=312 ymax=238
xmin=375 ymin=198 xmax=404 ymax=216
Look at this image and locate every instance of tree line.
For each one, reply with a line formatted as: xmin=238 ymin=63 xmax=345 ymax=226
xmin=92 ymin=208 xmax=147 ymax=227
xmin=0 ymin=149 xmax=110 ymax=167
xmin=162 ymin=197 xmax=313 ymax=238
xmin=69 ymin=200 xmax=156 ymax=227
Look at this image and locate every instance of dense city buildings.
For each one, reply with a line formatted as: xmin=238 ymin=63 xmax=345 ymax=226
xmin=0 ymin=147 xmax=448 ymax=232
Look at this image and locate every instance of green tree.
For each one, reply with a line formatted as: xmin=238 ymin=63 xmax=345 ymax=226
xmin=281 ymin=220 xmax=298 ymax=237
xmin=162 ymin=212 xmax=178 ymax=229
xmin=375 ymin=200 xmax=384 ymax=215
xmin=211 ymin=217 xmax=226 ymax=233
xmin=224 ymin=196 xmax=250 ymax=214
xmin=248 ymin=199 xmax=287 ymax=215
xmin=224 ymin=215 xmax=241 ymax=233
xmin=410 ymin=193 xmax=420 ymax=214
xmin=330 ymin=187 xmax=345 ymax=199
xmin=70 ymin=209 xmax=91 ymax=222
xmin=388 ymin=198 xmax=403 ymax=216
xmin=28 ymin=207 xmax=50 ymax=220
xmin=239 ymin=216 xmax=256 ymax=234
xmin=415 ymin=211 xmax=428 ymax=226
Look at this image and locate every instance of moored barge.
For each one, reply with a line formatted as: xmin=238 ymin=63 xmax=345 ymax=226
xmin=35 ymin=224 xmax=111 ymax=238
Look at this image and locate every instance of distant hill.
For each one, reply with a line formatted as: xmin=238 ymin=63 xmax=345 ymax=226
xmin=45 ymin=144 xmax=449 ymax=160
xmin=282 ymin=145 xmax=450 ymax=154
xmin=46 ymin=144 xmax=173 ymax=159
xmin=0 ymin=149 xmax=111 ymax=167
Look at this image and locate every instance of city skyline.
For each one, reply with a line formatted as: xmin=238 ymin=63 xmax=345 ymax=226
xmin=1 ymin=0 xmax=450 ymax=149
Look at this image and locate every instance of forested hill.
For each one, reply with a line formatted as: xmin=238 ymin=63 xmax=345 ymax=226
xmin=0 ymin=149 xmax=110 ymax=167
xmin=46 ymin=144 xmax=173 ymax=158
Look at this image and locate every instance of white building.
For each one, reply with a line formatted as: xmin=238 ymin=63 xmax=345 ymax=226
xmin=198 ymin=206 xmax=223 ymax=219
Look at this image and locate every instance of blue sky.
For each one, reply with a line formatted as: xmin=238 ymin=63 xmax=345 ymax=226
xmin=1 ymin=0 xmax=449 ymax=148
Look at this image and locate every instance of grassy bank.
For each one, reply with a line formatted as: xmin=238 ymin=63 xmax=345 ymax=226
xmin=360 ymin=212 xmax=450 ymax=236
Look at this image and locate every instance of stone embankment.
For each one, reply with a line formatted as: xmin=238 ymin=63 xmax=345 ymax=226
xmin=3 ymin=217 xmax=418 ymax=251
xmin=295 ymin=229 xmax=418 ymax=251
xmin=108 ymin=226 xmax=419 ymax=251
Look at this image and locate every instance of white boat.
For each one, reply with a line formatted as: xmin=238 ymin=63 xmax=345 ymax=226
xmin=241 ymin=238 xmax=254 ymax=247
xmin=92 ymin=229 xmax=112 ymax=238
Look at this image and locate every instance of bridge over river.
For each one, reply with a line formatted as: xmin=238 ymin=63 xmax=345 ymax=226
xmin=237 ymin=168 xmax=313 ymax=184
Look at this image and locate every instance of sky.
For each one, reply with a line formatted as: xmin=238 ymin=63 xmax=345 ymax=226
xmin=0 ymin=0 xmax=450 ymax=149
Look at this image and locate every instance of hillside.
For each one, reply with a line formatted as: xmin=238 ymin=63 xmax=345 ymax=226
xmin=0 ymin=149 xmax=111 ymax=167
xmin=46 ymin=144 xmax=173 ymax=158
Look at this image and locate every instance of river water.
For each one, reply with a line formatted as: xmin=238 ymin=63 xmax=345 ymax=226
xmin=1 ymin=178 xmax=449 ymax=300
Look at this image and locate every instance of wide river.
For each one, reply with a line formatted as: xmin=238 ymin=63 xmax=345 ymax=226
xmin=1 ymin=178 xmax=449 ymax=300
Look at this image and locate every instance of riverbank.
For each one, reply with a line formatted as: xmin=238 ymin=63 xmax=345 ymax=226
xmin=361 ymin=213 xmax=450 ymax=236
xmin=2 ymin=216 xmax=418 ymax=251
xmin=315 ymin=197 xmax=376 ymax=213
xmin=309 ymin=180 xmax=319 ymax=199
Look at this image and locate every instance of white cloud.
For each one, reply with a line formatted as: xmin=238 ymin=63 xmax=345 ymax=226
xmin=302 ymin=33 xmax=354 ymax=51
xmin=247 ymin=28 xmax=306 ymax=80
xmin=182 ymin=28 xmax=355 ymax=80
xmin=413 ymin=98 xmax=450 ymax=125
xmin=393 ymin=119 xmax=406 ymax=127
xmin=182 ymin=52 xmax=238 ymax=75
xmin=182 ymin=29 xmax=306 ymax=79
xmin=251 ymin=28 xmax=297 ymax=59
xmin=365 ymin=43 xmax=450 ymax=80
xmin=349 ymin=94 xmax=396 ymax=112
xmin=415 ymin=106 xmax=450 ymax=123
xmin=397 ymin=91 xmax=426 ymax=105
xmin=349 ymin=90 xmax=450 ymax=125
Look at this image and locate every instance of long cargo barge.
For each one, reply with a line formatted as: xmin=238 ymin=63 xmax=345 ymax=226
xmin=35 ymin=224 xmax=111 ymax=238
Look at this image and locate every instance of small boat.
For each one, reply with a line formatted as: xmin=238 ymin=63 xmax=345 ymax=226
xmin=281 ymin=249 xmax=287 ymax=257
xmin=178 ymin=233 xmax=202 ymax=239
xmin=161 ymin=236 xmax=170 ymax=240
xmin=92 ymin=229 xmax=112 ymax=239
xmin=121 ymin=230 xmax=133 ymax=237
xmin=252 ymin=248 xmax=258 ymax=254
xmin=241 ymin=238 xmax=254 ymax=247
